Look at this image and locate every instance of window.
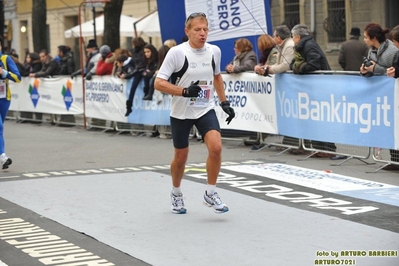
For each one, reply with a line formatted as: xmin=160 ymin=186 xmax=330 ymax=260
xmin=281 ymin=0 xmax=300 ymax=30
xmin=323 ymin=0 xmax=346 ymax=43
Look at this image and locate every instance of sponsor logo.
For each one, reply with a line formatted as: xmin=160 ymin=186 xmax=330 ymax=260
xmin=62 ymin=80 xmax=74 ymax=110
xmin=28 ymin=79 xmax=40 ymax=107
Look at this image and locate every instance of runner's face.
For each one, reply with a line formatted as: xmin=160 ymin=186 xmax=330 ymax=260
xmin=185 ymin=17 xmax=209 ymax=49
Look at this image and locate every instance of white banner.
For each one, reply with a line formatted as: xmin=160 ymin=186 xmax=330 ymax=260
xmin=9 ymin=77 xmax=83 ymax=115
xmin=184 ymin=0 xmax=267 ymax=42
xmin=84 ymin=76 xmax=128 ymax=122
xmin=217 ymin=72 xmax=277 ymax=133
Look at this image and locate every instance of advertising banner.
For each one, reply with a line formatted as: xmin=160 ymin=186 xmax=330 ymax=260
xmin=9 ymin=77 xmax=83 ymax=115
xmin=275 ymin=74 xmax=397 ymax=149
xmin=218 ymin=72 xmax=277 ymax=133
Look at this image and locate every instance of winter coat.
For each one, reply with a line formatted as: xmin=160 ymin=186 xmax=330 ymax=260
xmin=270 ymin=38 xmax=295 ymax=74
xmin=338 ymin=37 xmax=368 ymax=71
xmin=227 ymin=50 xmax=257 ymax=73
xmin=23 ymin=60 xmax=42 ymax=76
xmin=142 ymin=60 xmax=158 ymax=79
xmin=363 ymin=40 xmax=399 ymax=76
xmin=34 ymin=55 xmax=60 ymax=77
xmin=96 ymin=52 xmax=115 ymax=76
xmin=59 ymin=53 xmax=75 ymax=75
xmin=290 ymin=35 xmax=330 ymax=73
xmin=118 ymin=58 xmax=136 ymax=80
xmin=130 ymin=47 xmax=146 ymax=73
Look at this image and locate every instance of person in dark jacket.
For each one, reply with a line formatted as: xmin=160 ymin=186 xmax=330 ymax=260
xmin=115 ymin=54 xmax=135 ymax=80
xmin=290 ymin=24 xmax=337 ymax=156
xmin=290 ymin=24 xmax=331 ymax=73
xmin=23 ymin=52 xmax=42 ymax=76
xmin=29 ymin=49 xmax=60 ymax=78
xmin=142 ymin=44 xmax=159 ymax=100
xmin=58 ymin=45 xmax=75 ymax=75
xmin=338 ymin=27 xmax=368 ymax=71
xmin=125 ymin=37 xmax=147 ymax=116
xmin=70 ymin=39 xmax=101 ymax=80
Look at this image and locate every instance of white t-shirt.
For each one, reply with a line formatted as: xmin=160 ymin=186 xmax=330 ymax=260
xmin=157 ymin=42 xmax=222 ymax=119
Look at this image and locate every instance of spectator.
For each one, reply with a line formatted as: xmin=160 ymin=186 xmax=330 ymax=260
xmin=164 ymin=39 xmax=177 ymax=48
xmin=253 ymin=26 xmax=295 ymax=149
xmin=58 ymin=45 xmax=75 ymax=75
xmin=225 ymin=38 xmax=257 ymax=73
xmin=0 ymin=37 xmax=21 ymax=169
xmin=125 ymin=37 xmax=147 ymax=116
xmin=338 ymin=27 xmax=369 ymax=71
xmin=115 ymin=54 xmax=136 ymax=80
xmin=10 ymin=54 xmax=26 ymax=77
xmin=23 ymin=52 xmax=42 ymax=76
xmin=70 ymin=39 xmax=100 ymax=80
xmin=254 ymin=34 xmax=278 ymax=75
xmin=19 ymin=52 xmax=42 ymax=121
xmin=360 ymin=23 xmax=399 ymax=77
xmin=262 ymin=25 xmax=295 ymax=75
xmin=112 ymin=48 xmax=132 ymax=76
xmin=380 ymin=25 xmax=399 ymax=170
xmin=290 ymin=24 xmax=336 ymax=157
xmin=150 ymin=44 xmax=171 ymax=138
xmin=29 ymin=49 xmax=60 ymax=78
xmin=96 ymin=45 xmax=115 ymax=76
xmin=142 ymin=44 xmax=159 ymax=101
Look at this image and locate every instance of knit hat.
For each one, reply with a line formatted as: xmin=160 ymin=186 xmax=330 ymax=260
xmin=100 ymin=45 xmax=111 ymax=57
xmin=87 ymin=39 xmax=98 ymax=49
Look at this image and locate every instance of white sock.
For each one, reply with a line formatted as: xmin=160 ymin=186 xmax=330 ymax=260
xmin=172 ymin=186 xmax=182 ymax=195
xmin=207 ymin=184 xmax=216 ymax=195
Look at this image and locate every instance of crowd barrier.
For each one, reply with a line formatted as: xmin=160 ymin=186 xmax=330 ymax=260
xmin=6 ymin=72 xmax=399 ymax=172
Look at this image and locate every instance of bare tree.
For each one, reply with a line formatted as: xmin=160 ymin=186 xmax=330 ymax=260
xmin=32 ymin=0 xmax=48 ymax=52
xmin=103 ymin=0 xmax=123 ymax=51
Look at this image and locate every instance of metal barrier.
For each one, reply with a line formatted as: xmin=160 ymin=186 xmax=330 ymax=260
xmin=6 ymin=72 xmax=398 ymax=173
xmin=371 ymin=148 xmax=399 ymax=172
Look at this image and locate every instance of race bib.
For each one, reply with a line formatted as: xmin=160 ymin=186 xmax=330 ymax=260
xmin=0 ymin=80 xmax=6 ymax=99
xmin=187 ymin=85 xmax=211 ymax=107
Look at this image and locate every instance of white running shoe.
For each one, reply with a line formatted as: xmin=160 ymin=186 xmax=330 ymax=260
xmin=170 ymin=192 xmax=186 ymax=214
xmin=203 ymin=191 xmax=229 ymax=213
xmin=0 ymin=153 xmax=12 ymax=170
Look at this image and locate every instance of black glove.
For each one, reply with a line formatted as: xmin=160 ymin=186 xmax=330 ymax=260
xmin=220 ymin=101 xmax=235 ymax=125
xmin=85 ymin=72 xmax=93 ymax=80
xmin=182 ymin=80 xmax=201 ymax=97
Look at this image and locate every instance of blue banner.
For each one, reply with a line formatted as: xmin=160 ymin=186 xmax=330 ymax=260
xmin=275 ymin=74 xmax=396 ymax=149
xmin=125 ymin=79 xmax=171 ymax=125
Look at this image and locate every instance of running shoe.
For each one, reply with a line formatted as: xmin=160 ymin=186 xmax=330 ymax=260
xmin=170 ymin=192 xmax=186 ymax=214
xmin=0 ymin=153 xmax=12 ymax=170
xmin=203 ymin=191 xmax=229 ymax=213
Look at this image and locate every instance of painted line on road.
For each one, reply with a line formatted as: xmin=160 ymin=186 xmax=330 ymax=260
xmin=0 ymin=160 xmax=264 ymax=180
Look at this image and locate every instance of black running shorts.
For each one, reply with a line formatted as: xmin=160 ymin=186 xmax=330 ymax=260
xmin=170 ymin=109 xmax=221 ymax=149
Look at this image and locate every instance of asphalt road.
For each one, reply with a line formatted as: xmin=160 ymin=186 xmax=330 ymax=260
xmin=0 ymin=120 xmax=398 ymax=266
